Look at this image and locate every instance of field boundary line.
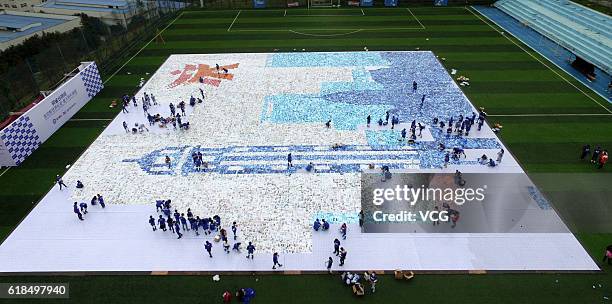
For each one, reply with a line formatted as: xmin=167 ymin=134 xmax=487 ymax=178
xmin=230 ymin=26 xmax=423 ymax=33
xmin=103 ymin=11 xmax=184 ymax=85
xmin=227 ymin=10 xmax=241 ymax=32
xmin=183 ymin=7 xmax=468 ymax=14
xmin=0 ymin=167 xmax=9 ymax=178
xmin=488 ymin=113 xmax=612 ymax=117
xmin=407 ymin=8 xmax=425 ymax=29
xmin=289 ymin=29 xmax=363 ymax=36
xmin=467 ymin=6 xmax=612 ymax=114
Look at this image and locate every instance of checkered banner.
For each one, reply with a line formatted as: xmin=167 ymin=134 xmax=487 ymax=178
xmin=0 ymin=62 xmax=103 ymax=167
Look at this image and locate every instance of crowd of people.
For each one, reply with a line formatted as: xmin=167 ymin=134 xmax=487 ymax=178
xmin=62 ymin=178 xmax=106 ymax=221
xmin=340 ymin=271 xmax=379 ymax=296
xmin=580 ymin=144 xmax=608 ymax=169
xmin=120 ymin=87 xmax=208 ymax=134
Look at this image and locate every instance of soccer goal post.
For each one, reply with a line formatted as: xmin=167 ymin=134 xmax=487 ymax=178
xmin=308 ymin=0 xmax=337 ymax=8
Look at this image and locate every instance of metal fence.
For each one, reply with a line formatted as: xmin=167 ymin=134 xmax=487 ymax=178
xmin=0 ymin=3 xmax=184 ymax=121
xmin=197 ymin=0 xmax=494 ymax=9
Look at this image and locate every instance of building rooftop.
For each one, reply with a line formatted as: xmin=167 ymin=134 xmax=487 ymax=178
xmin=55 ymin=0 xmax=129 ymax=8
xmin=0 ymin=12 xmax=76 ymax=43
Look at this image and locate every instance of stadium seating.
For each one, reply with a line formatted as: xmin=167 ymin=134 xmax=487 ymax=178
xmin=494 ymin=0 xmax=612 ymax=75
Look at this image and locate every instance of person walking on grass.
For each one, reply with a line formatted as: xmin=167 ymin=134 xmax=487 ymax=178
xmin=591 ymin=146 xmax=602 ymax=164
xmin=580 ymin=144 xmax=591 ymax=160
xmin=603 ymin=245 xmax=612 ymax=265
xmin=598 ymin=150 xmax=608 ymax=169
xmin=272 ymin=252 xmax=283 ymax=269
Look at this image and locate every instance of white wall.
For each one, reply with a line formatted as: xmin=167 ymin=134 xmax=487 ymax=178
xmin=0 ymin=62 xmax=103 ymax=166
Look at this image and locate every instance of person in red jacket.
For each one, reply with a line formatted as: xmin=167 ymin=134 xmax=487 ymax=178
xmin=222 ymin=290 xmax=232 ymax=303
xmin=598 ymin=150 xmax=608 ymax=169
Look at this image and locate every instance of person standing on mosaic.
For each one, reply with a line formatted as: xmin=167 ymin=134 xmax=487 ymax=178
xmin=340 ymin=223 xmax=347 ymax=240
xmin=339 ymin=247 xmax=347 ymax=266
xmin=79 ymin=202 xmax=88 ymax=214
xmin=359 ymin=210 xmax=364 ymax=227
xmin=56 ymin=175 xmax=68 ymax=190
xmin=366 ymin=115 xmax=371 ymax=127
xmin=158 ymin=215 xmax=166 ymax=232
xmin=165 ymin=156 xmax=171 ymax=169
xmin=412 ymin=81 xmax=417 ymax=93
xmin=97 ymin=194 xmax=105 ymax=208
xmin=272 ymin=252 xmax=283 ymax=269
xmin=123 ymin=121 xmax=128 ymax=133
xmin=401 ymin=128 xmax=407 ymax=141
xmin=173 ymin=210 xmax=181 ymax=224
xmin=205 ymin=240 xmax=213 ymax=258
xmin=326 ymin=257 xmax=333 ymax=274
xmin=149 ymin=216 xmax=157 ymax=231
xmin=497 ymin=149 xmax=505 ymax=163
xmin=169 ymin=103 xmax=176 ymax=116
xmin=174 ymin=222 xmax=182 ymax=239
xmin=223 ymin=240 xmax=230 ymax=253
xmin=231 ymin=222 xmax=238 ymax=240
xmin=167 ymin=216 xmax=175 ymax=234
xmin=180 ymin=213 xmax=188 ymax=231
xmin=420 ymin=94 xmax=426 ymax=108
xmin=287 ymin=153 xmax=293 ymax=168
xmin=444 ymin=152 xmax=450 ymax=168
xmin=191 ymin=217 xmax=200 ymax=236
xmin=333 ymin=238 xmax=341 ymax=256
xmin=73 ymin=202 xmax=83 ymax=221
xmin=246 ymin=242 xmax=256 ymax=259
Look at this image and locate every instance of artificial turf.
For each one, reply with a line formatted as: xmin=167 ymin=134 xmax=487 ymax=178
xmin=0 ymin=6 xmax=611 ymax=303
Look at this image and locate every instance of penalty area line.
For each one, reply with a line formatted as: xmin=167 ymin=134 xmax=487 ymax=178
xmin=407 ymin=8 xmax=425 ymax=29
xmin=103 ymin=11 xmax=184 ymax=85
xmin=228 ymin=10 xmax=242 ymax=32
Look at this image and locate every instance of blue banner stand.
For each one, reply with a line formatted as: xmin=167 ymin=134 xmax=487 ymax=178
xmin=384 ymin=0 xmax=397 ymax=6
xmin=253 ymin=0 xmax=266 ymax=8
xmin=360 ymin=0 xmax=373 ymax=6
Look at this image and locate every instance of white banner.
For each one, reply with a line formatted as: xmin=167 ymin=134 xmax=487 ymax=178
xmin=0 ymin=62 xmax=103 ymax=166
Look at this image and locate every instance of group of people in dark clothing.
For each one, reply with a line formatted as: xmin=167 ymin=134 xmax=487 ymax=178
xmin=580 ymin=144 xmax=608 ymax=169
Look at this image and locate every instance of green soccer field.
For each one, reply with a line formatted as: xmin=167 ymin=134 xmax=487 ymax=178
xmin=1 ymin=5 xmax=611 ymax=303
